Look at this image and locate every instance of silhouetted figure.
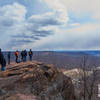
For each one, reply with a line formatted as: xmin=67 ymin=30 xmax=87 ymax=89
xmin=14 ymin=50 xmax=19 ymax=63
xmin=0 ymin=49 xmax=6 ymax=71
xmin=8 ymin=52 xmax=11 ymax=64
xmin=21 ymin=50 xmax=24 ymax=62
xmin=23 ymin=50 xmax=27 ymax=62
xmin=28 ymin=49 xmax=33 ymax=61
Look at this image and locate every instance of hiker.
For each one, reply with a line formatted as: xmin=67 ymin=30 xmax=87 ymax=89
xmin=0 ymin=49 xmax=6 ymax=71
xmin=14 ymin=50 xmax=19 ymax=63
xmin=28 ymin=49 xmax=33 ymax=61
xmin=21 ymin=50 xmax=24 ymax=62
xmin=23 ymin=50 xmax=27 ymax=62
xmin=8 ymin=52 xmax=11 ymax=64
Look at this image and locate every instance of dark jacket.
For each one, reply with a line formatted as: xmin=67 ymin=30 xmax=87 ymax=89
xmin=21 ymin=51 xmax=24 ymax=57
xmin=24 ymin=50 xmax=27 ymax=57
xmin=0 ymin=51 xmax=6 ymax=66
xmin=29 ymin=51 xmax=33 ymax=56
xmin=8 ymin=52 xmax=10 ymax=58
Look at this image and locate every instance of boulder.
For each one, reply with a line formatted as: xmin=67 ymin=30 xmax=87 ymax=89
xmin=0 ymin=61 xmax=78 ymax=100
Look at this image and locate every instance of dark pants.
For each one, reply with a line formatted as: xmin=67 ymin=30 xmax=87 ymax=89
xmin=21 ymin=56 xmax=23 ymax=62
xmin=23 ymin=56 xmax=27 ymax=62
xmin=8 ymin=58 xmax=10 ymax=64
xmin=16 ymin=56 xmax=18 ymax=63
xmin=1 ymin=65 xmax=6 ymax=71
xmin=29 ymin=55 xmax=32 ymax=61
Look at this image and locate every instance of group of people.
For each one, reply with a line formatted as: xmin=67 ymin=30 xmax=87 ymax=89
xmin=14 ymin=49 xmax=33 ymax=63
xmin=0 ymin=49 xmax=33 ymax=71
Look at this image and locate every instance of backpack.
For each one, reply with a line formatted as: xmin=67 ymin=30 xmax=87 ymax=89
xmin=29 ymin=51 xmax=31 ymax=55
xmin=15 ymin=52 xmax=19 ymax=56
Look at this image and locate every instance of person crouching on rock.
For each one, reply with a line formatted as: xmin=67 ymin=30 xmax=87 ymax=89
xmin=0 ymin=49 xmax=6 ymax=71
xmin=14 ymin=50 xmax=19 ymax=63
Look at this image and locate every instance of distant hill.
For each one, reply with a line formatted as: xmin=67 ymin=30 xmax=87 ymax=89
xmin=3 ymin=51 xmax=100 ymax=69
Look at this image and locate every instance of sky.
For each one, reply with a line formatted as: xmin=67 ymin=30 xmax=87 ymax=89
xmin=0 ymin=0 xmax=100 ymax=51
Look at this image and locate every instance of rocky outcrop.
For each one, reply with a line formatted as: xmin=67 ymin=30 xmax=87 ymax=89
xmin=0 ymin=61 xmax=78 ymax=100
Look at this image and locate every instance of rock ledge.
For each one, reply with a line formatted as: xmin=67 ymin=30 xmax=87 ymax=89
xmin=0 ymin=61 xmax=77 ymax=100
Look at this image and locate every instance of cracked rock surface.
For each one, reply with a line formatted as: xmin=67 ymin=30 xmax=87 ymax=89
xmin=0 ymin=61 xmax=77 ymax=100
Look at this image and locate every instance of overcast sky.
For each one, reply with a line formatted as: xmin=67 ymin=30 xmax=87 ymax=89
xmin=0 ymin=0 xmax=100 ymax=51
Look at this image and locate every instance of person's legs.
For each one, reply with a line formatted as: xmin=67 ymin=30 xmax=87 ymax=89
xmin=8 ymin=58 xmax=10 ymax=64
xmin=16 ymin=57 xmax=17 ymax=63
xmin=1 ymin=65 xmax=6 ymax=71
xmin=29 ymin=56 xmax=31 ymax=61
xmin=30 ymin=55 xmax=32 ymax=61
xmin=25 ymin=56 xmax=27 ymax=62
xmin=23 ymin=56 xmax=25 ymax=62
xmin=22 ymin=56 xmax=24 ymax=62
xmin=23 ymin=56 xmax=27 ymax=62
xmin=16 ymin=56 xmax=18 ymax=63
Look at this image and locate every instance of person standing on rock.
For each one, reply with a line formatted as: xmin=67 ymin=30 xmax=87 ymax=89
xmin=0 ymin=49 xmax=6 ymax=71
xmin=28 ymin=49 xmax=33 ymax=61
xmin=23 ymin=50 xmax=27 ymax=62
xmin=21 ymin=50 xmax=24 ymax=62
xmin=8 ymin=52 xmax=11 ymax=64
xmin=14 ymin=50 xmax=19 ymax=63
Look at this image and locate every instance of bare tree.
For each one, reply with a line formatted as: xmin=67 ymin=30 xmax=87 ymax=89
xmin=79 ymin=55 xmax=98 ymax=100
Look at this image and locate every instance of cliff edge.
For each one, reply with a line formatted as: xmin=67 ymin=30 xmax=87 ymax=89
xmin=0 ymin=61 xmax=78 ymax=100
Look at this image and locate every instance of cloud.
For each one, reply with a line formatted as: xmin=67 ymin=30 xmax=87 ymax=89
xmin=0 ymin=2 xmax=27 ymax=35
xmin=70 ymin=23 xmax=80 ymax=27
xmin=42 ymin=0 xmax=100 ymax=20
xmin=28 ymin=0 xmax=100 ymax=50
xmin=0 ymin=2 xmax=27 ymax=49
xmin=0 ymin=2 xmax=66 ymax=50
xmin=28 ymin=12 xmax=68 ymax=26
xmin=32 ymin=23 xmax=100 ymax=50
xmin=1 ymin=0 xmax=100 ymax=50
xmin=40 ymin=0 xmax=69 ymax=25
xmin=0 ymin=2 xmax=27 ymax=22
